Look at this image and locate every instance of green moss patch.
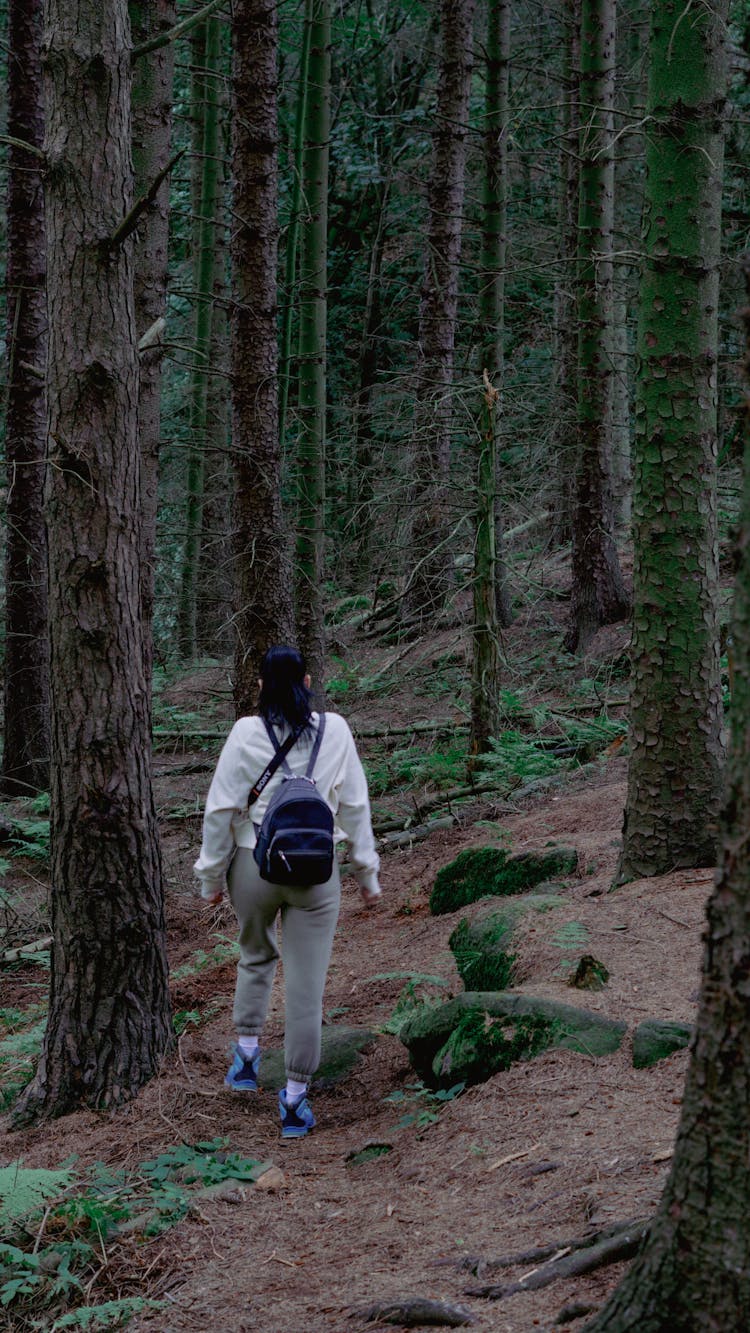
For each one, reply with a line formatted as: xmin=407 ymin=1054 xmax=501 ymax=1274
xmin=400 ymin=992 xmax=625 ymax=1088
xmin=632 ymin=1019 xmax=693 ymax=1069
xmin=259 ymin=1025 xmax=377 ymax=1090
xmin=430 ymin=846 xmax=578 ymax=915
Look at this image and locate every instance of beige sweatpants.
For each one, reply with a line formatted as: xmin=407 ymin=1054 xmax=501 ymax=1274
xmin=227 ymin=847 xmax=341 ymax=1082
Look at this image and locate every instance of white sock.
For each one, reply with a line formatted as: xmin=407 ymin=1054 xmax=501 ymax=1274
xmin=238 ymin=1036 xmax=259 ymax=1059
xmin=286 ymin=1078 xmax=307 ymax=1103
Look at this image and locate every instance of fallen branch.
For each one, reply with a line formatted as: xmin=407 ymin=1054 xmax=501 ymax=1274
xmin=354 ymin=1297 xmax=476 ymax=1327
xmin=2 ymin=935 xmax=52 ymax=964
xmin=464 ymin=1218 xmax=649 ymax=1300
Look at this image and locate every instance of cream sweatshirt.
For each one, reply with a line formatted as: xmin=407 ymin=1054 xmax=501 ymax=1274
xmin=194 ymin=711 xmax=381 ymax=899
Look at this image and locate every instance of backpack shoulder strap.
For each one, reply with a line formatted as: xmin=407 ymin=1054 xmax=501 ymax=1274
xmin=248 ymin=719 xmax=303 ymax=804
xmin=305 ymin=712 xmax=326 ymax=780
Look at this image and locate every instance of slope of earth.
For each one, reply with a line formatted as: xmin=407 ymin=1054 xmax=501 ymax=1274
xmin=3 ymin=744 xmax=709 ymax=1333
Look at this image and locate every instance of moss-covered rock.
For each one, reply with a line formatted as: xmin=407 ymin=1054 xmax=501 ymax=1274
xmin=449 ymin=915 xmax=516 ymax=991
xmin=632 ymin=1019 xmax=693 ymax=1069
xmin=259 ymin=1026 xmax=377 ymax=1089
xmin=430 ymin=845 xmax=578 ymax=915
xmin=449 ymin=894 xmax=564 ymax=992
xmin=400 ymin=992 xmax=626 ymax=1088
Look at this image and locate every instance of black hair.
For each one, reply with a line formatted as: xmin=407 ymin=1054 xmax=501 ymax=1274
xmin=258 ymin=644 xmax=313 ymax=731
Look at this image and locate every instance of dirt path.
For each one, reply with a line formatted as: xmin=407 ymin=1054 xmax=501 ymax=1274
xmin=4 ymin=750 xmax=708 ymax=1332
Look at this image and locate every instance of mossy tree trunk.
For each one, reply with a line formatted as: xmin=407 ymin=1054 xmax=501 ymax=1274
xmin=231 ymin=0 xmax=295 ymax=717
xmin=2 ymin=0 xmax=50 ymax=798
xmin=565 ymin=0 xmax=629 ymax=652
xmin=176 ymin=13 xmax=221 ymax=660
xmin=583 ymin=250 xmax=750 ymax=1333
xmin=404 ymin=0 xmax=476 ymax=625
xmin=616 ymin=0 xmax=727 ymax=883
xmin=17 ymin=0 xmax=172 ymax=1123
xmin=295 ymin=0 xmax=330 ymax=698
xmin=130 ymin=0 xmax=175 ymax=701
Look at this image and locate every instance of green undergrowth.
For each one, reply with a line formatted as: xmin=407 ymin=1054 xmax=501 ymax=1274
xmin=0 ymin=1010 xmax=47 ymax=1111
xmin=449 ymin=917 xmax=517 ymax=991
xmin=0 ymin=1141 xmax=266 ymax=1327
xmin=170 ymin=937 xmax=239 ymax=981
xmin=385 ymin=1079 xmax=465 ymax=1131
xmin=379 ymin=974 xmax=451 ymax=1039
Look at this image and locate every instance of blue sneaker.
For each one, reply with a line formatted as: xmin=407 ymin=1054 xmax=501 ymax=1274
xmin=224 ymin=1044 xmax=260 ymax=1091
xmin=279 ymin=1089 xmax=315 ymax=1138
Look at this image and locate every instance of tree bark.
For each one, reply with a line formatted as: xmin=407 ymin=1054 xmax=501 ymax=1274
xmin=1 ymin=0 xmax=50 ymax=798
xmin=130 ymin=0 xmax=175 ymax=701
xmin=470 ymin=0 xmax=510 ymax=762
xmin=295 ymin=0 xmax=330 ymax=698
xmin=551 ymin=0 xmax=581 ymax=546
xmin=583 ymin=249 xmax=750 ymax=1333
xmin=232 ymin=0 xmax=295 ymax=717
xmin=176 ymin=14 xmax=222 ymax=660
xmin=405 ymin=0 xmax=476 ymax=624
xmin=616 ymin=0 xmax=727 ymax=883
xmin=565 ymin=0 xmax=629 ymax=652
xmin=17 ymin=0 xmax=172 ymax=1123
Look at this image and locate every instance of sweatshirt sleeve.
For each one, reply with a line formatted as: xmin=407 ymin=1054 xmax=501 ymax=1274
xmin=332 ymin=719 xmax=380 ymax=892
xmin=193 ymin=719 xmax=256 ymax=895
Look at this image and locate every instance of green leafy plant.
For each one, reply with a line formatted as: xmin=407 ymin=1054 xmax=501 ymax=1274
xmin=379 ymin=976 xmax=451 ymax=1039
xmin=385 ymin=1080 xmax=465 ymax=1130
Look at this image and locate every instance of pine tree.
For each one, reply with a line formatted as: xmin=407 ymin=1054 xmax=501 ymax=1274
xmin=616 ymin=0 xmax=727 ymax=882
xmin=17 ymin=0 xmax=172 ymax=1122
xmin=565 ymin=0 xmax=629 ymax=652
xmin=406 ymin=0 xmax=476 ymax=624
xmin=232 ymin=0 xmax=295 ymax=715
xmin=295 ymin=0 xmax=331 ymax=695
xmin=2 ymin=0 xmax=50 ymax=797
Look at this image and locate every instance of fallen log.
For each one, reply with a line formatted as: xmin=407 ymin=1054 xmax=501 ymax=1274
xmin=354 ymin=1297 xmax=476 ymax=1327
xmin=464 ymin=1218 xmax=649 ymax=1300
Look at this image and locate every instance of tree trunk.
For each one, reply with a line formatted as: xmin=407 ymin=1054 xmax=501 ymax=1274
xmin=551 ymin=0 xmax=580 ymax=546
xmin=176 ymin=13 xmax=221 ymax=660
xmin=565 ymin=0 xmax=629 ymax=652
xmin=616 ymin=0 xmax=727 ymax=883
xmin=232 ymin=0 xmax=295 ymax=718
xmin=17 ymin=0 xmax=172 ymax=1123
xmin=405 ymin=0 xmax=476 ymax=624
xmin=1 ymin=0 xmax=50 ymax=798
xmin=583 ymin=254 xmax=750 ymax=1333
xmin=470 ymin=0 xmax=509 ymax=760
xmin=278 ymin=11 xmax=312 ymax=452
xmin=130 ymin=0 xmax=176 ymax=700
xmin=295 ymin=0 xmax=330 ymax=698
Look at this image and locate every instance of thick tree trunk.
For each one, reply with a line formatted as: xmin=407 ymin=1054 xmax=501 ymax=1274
xmin=17 ymin=0 xmax=172 ymax=1123
xmin=176 ymin=14 xmax=221 ymax=660
xmin=1 ymin=0 xmax=50 ymax=798
xmin=583 ymin=256 xmax=750 ymax=1333
xmin=232 ymin=0 xmax=295 ymax=717
xmin=295 ymin=0 xmax=330 ymax=697
xmin=565 ymin=0 xmax=629 ymax=652
xmin=130 ymin=0 xmax=175 ymax=700
xmin=405 ymin=0 xmax=476 ymax=623
xmin=616 ymin=0 xmax=727 ymax=883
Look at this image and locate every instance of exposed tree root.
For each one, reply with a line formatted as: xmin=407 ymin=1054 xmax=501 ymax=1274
xmin=462 ymin=1218 xmax=649 ymax=1300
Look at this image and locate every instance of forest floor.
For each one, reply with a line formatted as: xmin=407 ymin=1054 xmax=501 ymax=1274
xmin=0 ymin=559 xmax=719 ymax=1332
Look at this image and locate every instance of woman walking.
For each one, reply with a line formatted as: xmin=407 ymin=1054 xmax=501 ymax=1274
xmin=194 ymin=645 xmax=381 ymax=1137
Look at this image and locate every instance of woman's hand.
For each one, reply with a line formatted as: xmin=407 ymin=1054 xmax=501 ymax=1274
xmin=360 ymin=881 xmax=382 ymax=907
xmin=200 ymin=880 xmax=225 ymax=905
